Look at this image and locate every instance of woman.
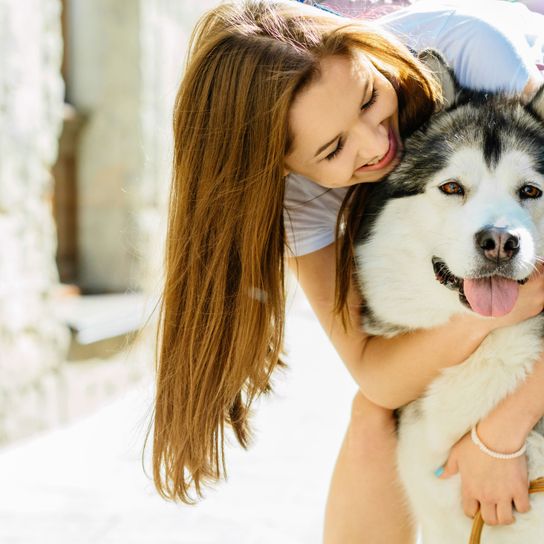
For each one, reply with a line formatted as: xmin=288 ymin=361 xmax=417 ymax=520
xmin=152 ymin=1 xmax=544 ymax=541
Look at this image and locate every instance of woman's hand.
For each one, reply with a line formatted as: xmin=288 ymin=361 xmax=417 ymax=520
xmin=437 ymin=355 xmax=544 ymax=527
xmin=438 ymin=432 xmax=531 ymax=525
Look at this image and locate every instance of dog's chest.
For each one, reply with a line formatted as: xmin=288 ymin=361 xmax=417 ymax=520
xmin=400 ymin=317 xmax=544 ymax=456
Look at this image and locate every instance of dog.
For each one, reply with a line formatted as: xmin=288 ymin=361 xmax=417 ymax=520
xmin=354 ymin=51 xmax=544 ymax=543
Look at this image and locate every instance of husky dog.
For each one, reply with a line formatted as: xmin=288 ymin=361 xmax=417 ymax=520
xmin=354 ymin=51 xmax=544 ymax=543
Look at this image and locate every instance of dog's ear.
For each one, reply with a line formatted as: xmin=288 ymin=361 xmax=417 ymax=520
xmin=418 ymin=49 xmax=459 ymax=110
xmin=528 ymin=84 xmax=544 ymax=121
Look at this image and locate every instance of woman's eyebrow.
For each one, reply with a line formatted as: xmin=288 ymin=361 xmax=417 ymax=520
xmin=313 ymin=78 xmax=370 ymax=158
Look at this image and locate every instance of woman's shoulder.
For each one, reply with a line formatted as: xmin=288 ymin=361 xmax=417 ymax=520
xmin=379 ymin=0 xmax=543 ymax=93
xmin=378 ymin=0 xmax=535 ymax=29
xmin=378 ymin=0 xmax=536 ymax=51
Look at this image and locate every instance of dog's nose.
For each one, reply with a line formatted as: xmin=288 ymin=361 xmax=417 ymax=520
xmin=475 ymin=227 xmax=520 ymax=262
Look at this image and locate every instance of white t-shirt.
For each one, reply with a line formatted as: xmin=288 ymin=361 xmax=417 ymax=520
xmin=284 ymin=0 xmax=544 ymax=257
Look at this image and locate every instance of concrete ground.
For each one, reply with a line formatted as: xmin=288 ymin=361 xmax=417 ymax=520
xmin=0 ymin=286 xmax=359 ymax=544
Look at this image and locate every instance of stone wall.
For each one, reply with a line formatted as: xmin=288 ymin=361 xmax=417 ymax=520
xmin=67 ymin=0 xmax=220 ymax=294
xmin=0 ymin=0 xmax=222 ymax=444
xmin=67 ymin=0 xmax=143 ymax=293
xmin=0 ymin=0 xmax=69 ymax=442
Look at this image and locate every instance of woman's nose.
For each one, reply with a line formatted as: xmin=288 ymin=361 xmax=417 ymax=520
xmin=353 ymin=121 xmax=389 ymax=162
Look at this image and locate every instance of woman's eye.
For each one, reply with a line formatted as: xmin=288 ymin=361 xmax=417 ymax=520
xmin=325 ymin=137 xmax=345 ymax=161
xmin=439 ymin=180 xmax=465 ymax=196
xmin=519 ymin=184 xmax=542 ymax=200
xmin=361 ymin=89 xmax=378 ymax=111
xmin=324 ymin=89 xmax=378 ymax=162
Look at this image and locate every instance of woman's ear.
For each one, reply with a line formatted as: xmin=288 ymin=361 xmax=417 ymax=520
xmin=418 ymin=48 xmax=459 ymax=110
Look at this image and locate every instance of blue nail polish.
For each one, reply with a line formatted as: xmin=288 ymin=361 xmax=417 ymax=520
xmin=434 ymin=467 xmax=444 ymax=477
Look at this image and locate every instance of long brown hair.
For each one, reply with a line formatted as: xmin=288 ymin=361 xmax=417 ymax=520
xmin=153 ymin=0 xmax=441 ymax=503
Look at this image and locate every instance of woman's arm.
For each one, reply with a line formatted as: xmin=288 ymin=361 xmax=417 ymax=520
xmin=289 ymin=242 xmax=544 ymax=409
xmin=479 ymin=359 xmax=544 ymax=453
xmin=438 ymin=360 xmax=544 ymax=526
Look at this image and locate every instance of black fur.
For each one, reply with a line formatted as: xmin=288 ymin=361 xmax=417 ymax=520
xmin=355 ymin=89 xmax=544 ymax=247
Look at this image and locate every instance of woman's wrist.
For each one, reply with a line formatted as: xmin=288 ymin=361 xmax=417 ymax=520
xmin=475 ymin=358 xmax=544 ymax=453
xmin=477 ymin=406 xmax=532 ymax=453
xmin=475 ymin=417 xmax=528 ymax=454
xmin=471 ymin=424 xmax=527 ymax=459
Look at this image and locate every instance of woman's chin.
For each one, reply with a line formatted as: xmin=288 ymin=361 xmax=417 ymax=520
xmin=352 ymin=167 xmax=392 ymax=184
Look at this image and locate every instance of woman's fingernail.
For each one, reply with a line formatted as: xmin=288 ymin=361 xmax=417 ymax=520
xmin=434 ymin=467 xmax=444 ymax=477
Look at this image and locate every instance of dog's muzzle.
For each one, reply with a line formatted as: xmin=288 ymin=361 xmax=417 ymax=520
xmin=432 ymin=257 xmax=529 ymax=317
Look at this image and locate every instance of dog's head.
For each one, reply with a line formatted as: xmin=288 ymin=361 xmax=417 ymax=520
xmin=355 ymin=51 xmax=544 ymax=332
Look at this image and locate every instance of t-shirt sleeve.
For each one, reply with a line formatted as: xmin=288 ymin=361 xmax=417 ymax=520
xmin=381 ymin=0 xmax=544 ymax=93
xmin=429 ymin=11 xmax=540 ymax=93
xmin=283 ymin=173 xmax=348 ymax=257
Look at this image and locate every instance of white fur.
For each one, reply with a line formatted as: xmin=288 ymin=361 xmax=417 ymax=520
xmin=356 ymin=143 xmax=544 ymax=542
xmin=399 ymin=318 xmax=544 ymax=543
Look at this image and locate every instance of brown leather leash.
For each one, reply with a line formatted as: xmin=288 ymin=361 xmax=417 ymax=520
xmin=469 ymin=477 xmax=544 ymax=543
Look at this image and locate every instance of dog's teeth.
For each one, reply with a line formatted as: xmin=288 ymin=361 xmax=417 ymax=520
xmin=432 ymin=258 xmax=461 ymax=291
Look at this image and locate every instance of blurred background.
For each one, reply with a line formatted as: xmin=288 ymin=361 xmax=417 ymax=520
xmin=0 ymin=1 xmax=365 ymax=542
xmin=0 ymin=0 xmax=225 ymax=447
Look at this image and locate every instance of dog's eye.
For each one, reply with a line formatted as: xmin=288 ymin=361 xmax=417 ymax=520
xmin=439 ymin=180 xmax=464 ymax=196
xmin=519 ymin=184 xmax=542 ymax=200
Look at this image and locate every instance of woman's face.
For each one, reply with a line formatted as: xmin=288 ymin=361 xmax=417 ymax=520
xmin=285 ymin=52 xmax=402 ymax=188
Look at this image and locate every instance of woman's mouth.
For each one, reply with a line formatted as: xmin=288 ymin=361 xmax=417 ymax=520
xmin=355 ymin=128 xmax=399 ymax=173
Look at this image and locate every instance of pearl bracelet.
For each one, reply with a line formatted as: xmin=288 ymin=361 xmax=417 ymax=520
xmin=470 ymin=425 xmax=527 ymax=460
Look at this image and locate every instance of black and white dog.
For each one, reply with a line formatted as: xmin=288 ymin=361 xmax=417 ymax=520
xmin=354 ymin=52 xmax=544 ymax=542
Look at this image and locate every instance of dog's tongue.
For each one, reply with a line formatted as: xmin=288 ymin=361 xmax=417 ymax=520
xmin=463 ymin=277 xmax=519 ymax=317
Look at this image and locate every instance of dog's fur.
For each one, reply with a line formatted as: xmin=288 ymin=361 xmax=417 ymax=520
xmin=354 ymin=51 xmax=544 ymax=542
